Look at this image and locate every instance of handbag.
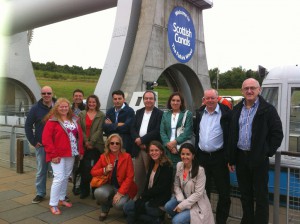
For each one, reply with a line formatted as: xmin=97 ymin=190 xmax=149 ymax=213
xmin=176 ymin=110 xmax=194 ymax=150
xmin=90 ymin=155 xmax=110 ymax=188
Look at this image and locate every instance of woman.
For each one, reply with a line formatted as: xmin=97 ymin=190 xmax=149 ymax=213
xmin=78 ymin=94 xmax=105 ymax=199
xmin=91 ymin=134 xmax=137 ymax=221
xmin=123 ymin=141 xmax=173 ymax=224
xmin=42 ymin=98 xmax=84 ymax=215
xmin=164 ymin=143 xmax=214 ymax=224
xmin=160 ymin=92 xmax=193 ymax=169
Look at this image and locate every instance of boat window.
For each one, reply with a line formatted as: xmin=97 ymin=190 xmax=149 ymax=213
xmin=289 ymin=87 xmax=300 ymax=152
xmin=261 ymin=87 xmax=278 ymax=110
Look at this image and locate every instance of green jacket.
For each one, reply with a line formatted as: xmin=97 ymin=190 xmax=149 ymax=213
xmin=78 ymin=110 xmax=105 ymax=152
xmin=160 ymin=110 xmax=193 ymax=165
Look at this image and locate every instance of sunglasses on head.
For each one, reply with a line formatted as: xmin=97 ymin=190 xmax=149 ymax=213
xmin=110 ymin=142 xmax=120 ymax=146
xmin=41 ymin=92 xmax=52 ymax=95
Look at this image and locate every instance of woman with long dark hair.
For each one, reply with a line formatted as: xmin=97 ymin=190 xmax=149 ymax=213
xmin=160 ymin=92 xmax=193 ymax=169
xmin=164 ymin=143 xmax=214 ymax=224
xmin=124 ymin=141 xmax=173 ymax=223
xmin=78 ymin=94 xmax=105 ymax=199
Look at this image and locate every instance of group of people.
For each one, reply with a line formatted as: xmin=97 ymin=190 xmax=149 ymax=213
xmin=25 ymin=77 xmax=283 ymax=224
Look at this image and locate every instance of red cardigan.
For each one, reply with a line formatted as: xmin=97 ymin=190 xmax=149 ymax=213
xmin=91 ymin=151 xmax=137 ymax=199
xmin=42 ymin=117 xmax=84 ymax=162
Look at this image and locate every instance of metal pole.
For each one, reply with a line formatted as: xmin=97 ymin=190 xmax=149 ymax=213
xmin=9 ymin=126 xmax=16 ymax=168
xmin=273 ymin=151 xmax=281 ymax=224
xmin=16 ymin=139 xmax=24 ymax=173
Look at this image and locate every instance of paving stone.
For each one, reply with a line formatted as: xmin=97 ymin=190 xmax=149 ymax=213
xmin=13 ymin=217 xmax=48 ymax=224
xmin=0 ymin=190 xmax=24 ymax=201
xmin=36 ymin=202 xmax=96 ymax=224
xmin=62 ymin=215 xmax=100 ymax=224
xmin=0 ymin=204 xmax=48 ymax=223
xmin=0 ymin=200 xmax=22 ymax=212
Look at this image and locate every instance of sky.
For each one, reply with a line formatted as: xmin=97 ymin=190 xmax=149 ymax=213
xmin=29 ymin=0 xmax=300 ymax=73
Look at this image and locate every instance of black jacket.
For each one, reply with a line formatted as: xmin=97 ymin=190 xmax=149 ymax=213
xmin=228 ymin=95 xmax=283 ymax=167
xmin=140 ymin=160 xmax=173 ymax=207
xmin=194 ymin=103 xmax=231 ymax=161
xmin=130 ymin=107 xmax=163 ymax=157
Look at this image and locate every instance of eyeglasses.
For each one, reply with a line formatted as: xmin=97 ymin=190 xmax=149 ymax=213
xmin=242 ymin=87 xmax=259 ymax=92
xmin=110 ymin=142 xmax=120 ymax=146
xmin=41 ymin=92 xmax=52 ymax=95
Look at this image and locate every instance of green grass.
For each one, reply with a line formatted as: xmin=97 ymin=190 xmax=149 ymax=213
xmin=37 ymin=74 xmax=241 ymax=108
xmin=37 ymin=79 xmax=97 ymax=102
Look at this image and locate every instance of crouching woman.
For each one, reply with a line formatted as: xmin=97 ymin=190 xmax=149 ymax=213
xmin=91 ymin=133 xmax=137 ymax=221
xmin=164 ymin=143 xmax=214 ymax=224
xmin=123 ymin=141 xmax=173 ymax=224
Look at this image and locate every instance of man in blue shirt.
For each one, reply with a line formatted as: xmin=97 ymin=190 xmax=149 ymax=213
xmin=194 ymin=88 xmax=231 ymax=224
xmin=228 ymin=78 xmax=283 ymax=224
xmin=25 ymin=86 xmax=56 ymax=203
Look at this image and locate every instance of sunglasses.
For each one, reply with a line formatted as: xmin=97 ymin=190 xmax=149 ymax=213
xmin=110 ymin=142 xmax=120 ymax=146
xmin=41 ymin=92 xmax=52 ymax=95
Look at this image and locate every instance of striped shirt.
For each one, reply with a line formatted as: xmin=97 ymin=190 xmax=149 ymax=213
xmin=237 ymin=98 xmax=259 ymax=150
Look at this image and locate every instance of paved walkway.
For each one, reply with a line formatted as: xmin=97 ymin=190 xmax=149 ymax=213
xmin=0 ymin=164 xmax=127 ymax=224
xmin=0 ymin=132 xmax=241 ymax=224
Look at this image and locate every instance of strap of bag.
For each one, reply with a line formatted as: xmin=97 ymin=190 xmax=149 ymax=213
xmin=180 ymin=110 xmax=188 ymax=129
xmin=104 ymin=155 xmax=110 ymax=164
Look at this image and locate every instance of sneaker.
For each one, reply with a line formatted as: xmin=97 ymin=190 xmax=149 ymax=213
xmin=32 ymin=195 xmax=44 ymax=204
xmin=50 ymin=206 xmax=61 ymax=215
xmin=59 ymin=200 xmax=72 ymax=208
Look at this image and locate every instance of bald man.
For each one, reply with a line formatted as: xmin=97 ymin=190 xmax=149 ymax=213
xmin=228 ymin=78 xmax=283 ymax=223
xmin=25 ymin=86 xmax=56 ymax=203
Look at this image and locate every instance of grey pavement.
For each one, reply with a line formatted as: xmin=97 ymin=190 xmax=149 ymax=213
xmin=0 ymin=135 xmax=242 ymax=224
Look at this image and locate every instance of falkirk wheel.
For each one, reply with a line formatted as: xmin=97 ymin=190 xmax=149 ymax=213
xmin=0 ymin=0 xmax=212 ymax=112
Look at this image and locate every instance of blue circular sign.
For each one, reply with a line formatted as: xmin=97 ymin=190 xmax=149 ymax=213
xmin=168 ymin=7 xmax=195 ymax=63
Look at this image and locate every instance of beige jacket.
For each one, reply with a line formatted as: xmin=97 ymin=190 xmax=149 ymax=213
xmin=174 ymin=162 xmax=215 ymax=224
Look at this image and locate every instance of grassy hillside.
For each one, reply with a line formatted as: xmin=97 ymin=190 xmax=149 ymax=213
xmin=36 ymin=71 xmax=241 ymax=109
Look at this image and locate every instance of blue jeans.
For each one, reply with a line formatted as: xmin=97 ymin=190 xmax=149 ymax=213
xmin=35 ymin=146 xmax=48 ymax=197
xmin=124 ymin=200 xmax=165 ymax=224
xmin=164 ymin=197 xmax=190 ymax=224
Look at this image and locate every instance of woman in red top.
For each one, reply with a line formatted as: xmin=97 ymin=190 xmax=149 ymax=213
xmin=77 ymin=95 xmax=105 ymax=199
xmin=91 ymin=133 xmax=137 ymax=221
xmin=42 ymin=98 xmax=84 ymax=215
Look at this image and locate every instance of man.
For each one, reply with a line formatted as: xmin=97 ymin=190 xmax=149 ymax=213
xmin=194 ymin=88 xmax=231 ymax=224
xmin=131 ymin=90 xmax=163 ymax=196
xmin=71 ymin=89 xmax=85 ymax=115
xmin=25 ymin=86 xmax=56 ymax=203
xmin=103 ymin=90 xmax=135 ymax=155
xmin=228 ymin=78 xmax=283 ymax=224
xmin=71 ymin=89 xmax=85 ymax=195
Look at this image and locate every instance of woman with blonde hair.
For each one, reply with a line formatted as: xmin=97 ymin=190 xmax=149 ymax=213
xmin=43 ymin=98 xmax=84 ymax=215
xmin=91 ymin=134 xmax=137 ymax=221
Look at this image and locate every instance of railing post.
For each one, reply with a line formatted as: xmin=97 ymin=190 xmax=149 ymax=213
xmin=273 ymin=151 xmax=281 ymax=224
xmin=16 ymin=139 xmax=24 ymax=173
xmin=9 ymin=126 xmax=16 ymax=168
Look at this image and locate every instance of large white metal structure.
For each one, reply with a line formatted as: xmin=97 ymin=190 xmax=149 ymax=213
xmin=0 ymin=0 xmax=213 ymax=112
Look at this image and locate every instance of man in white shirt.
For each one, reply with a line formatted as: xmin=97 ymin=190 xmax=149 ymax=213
xmin=131 ymin=90 xmax=163 ymax=196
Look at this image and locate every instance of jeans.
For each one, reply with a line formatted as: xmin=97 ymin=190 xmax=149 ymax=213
xmin=124 ymin=200 xmax=165 ymax=224
xmin=164 ymin=197 xmax=190 ymax=224
xmin=94 ymin=184 xmax=129 ymax=213
xmin=49 ymin=157 xmax=75 ymax=206
xmin=35 ymin=146 xmax=48 ymax=197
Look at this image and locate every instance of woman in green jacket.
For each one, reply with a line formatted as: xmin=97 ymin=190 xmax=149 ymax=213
xmin=160 ymin=92 xmax=193 ymax=169
xmin=78 ymin=94 xmax=105 ymax=199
